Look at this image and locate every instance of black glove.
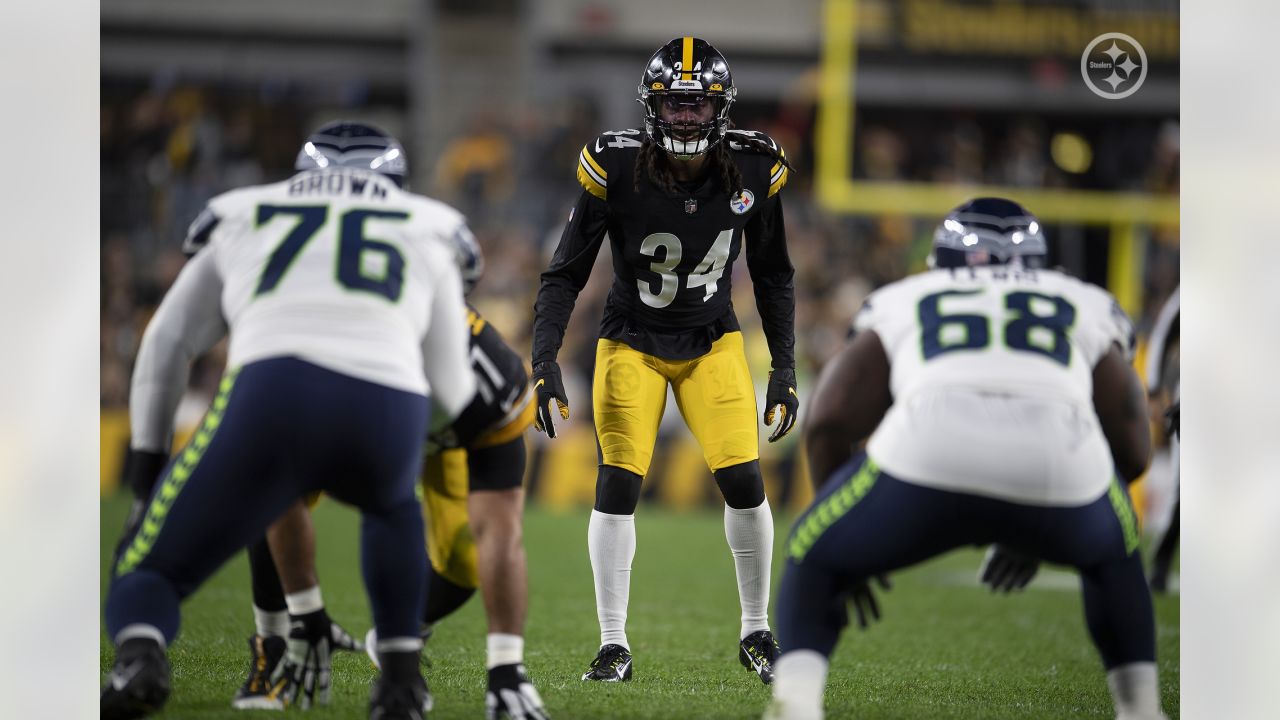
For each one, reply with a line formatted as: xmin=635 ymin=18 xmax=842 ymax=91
xmin=1164 ymin=400 xmax=1179 ymax=439
xmin=978 ymin=544 xmax=1040 ymax=593
xmin=531 ymin=361 xmax=570 ymax=439
xmin=486 ymin=663 xmax=550 ymax=720
xmin=836 ymin=574 xmax=891 ymax=630
xmin=764 ymin=368 xmax=799 ymax=442
xmin=269 ymin=608 xmax=363 ymax=709
xmin=114 ymin=448 xmax=170 ymax=560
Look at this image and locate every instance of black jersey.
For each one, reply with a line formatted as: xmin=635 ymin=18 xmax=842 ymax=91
xmin=533 ymin=129 xmax=795 ymax=366
xmin=437 ymin=305 xmax=531 ymax=449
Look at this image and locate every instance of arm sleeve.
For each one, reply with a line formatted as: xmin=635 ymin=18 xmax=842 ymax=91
xmin=744 ymin=193 xmax=796 ymax=369
xmin=129 ymin=250 xmax=228 ymax=452
xmin=421 ymin=258 xmax=476 ymax=423
xmin=531 ymin=190 xmax=610 ymax=365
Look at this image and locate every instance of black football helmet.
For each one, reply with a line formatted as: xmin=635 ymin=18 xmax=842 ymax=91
xmin=637 ymin=37 xmax=736 ymax=159
xmin=930 ymin=197 xmax=1048 ymax=269
xmin=294 ymin=120 xmax=407 ymax=187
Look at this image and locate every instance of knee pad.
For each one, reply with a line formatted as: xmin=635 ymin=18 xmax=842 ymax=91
xmin=714 ymin=460 xmax=765 ymax=509
xmin=594 ymin=465 xmax=643 ymax=515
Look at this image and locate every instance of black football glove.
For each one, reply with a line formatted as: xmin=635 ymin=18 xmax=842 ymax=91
xmin=1164 ymin=400 xmax=1179 ymax=439
xmin=531 ymin=361 xmax=570 ymax=439
xmin=764 ymin=368 xmax=799 ymax=442
xmin=114 ymin=448 xmax=170 ymax=560
xmin=832 ymin=574 xmax=891 ymax=631
xmin=978 ymin=544 xmax=1040 ymax=593
xmin=268 ymin=608 xmax=363 ymax=709
xmin=485 ymin=663 xmax=550 ymax=720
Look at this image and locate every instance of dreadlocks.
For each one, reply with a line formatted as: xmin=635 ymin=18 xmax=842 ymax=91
xmin=633 ymin=130 xmax=795 ymax=197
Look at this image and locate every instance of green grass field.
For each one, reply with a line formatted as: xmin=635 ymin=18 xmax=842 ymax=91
xmin=100 ymin=494 xmax=1179 ymax=719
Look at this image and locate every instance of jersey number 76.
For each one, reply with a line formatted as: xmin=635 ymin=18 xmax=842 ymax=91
xmin=254 ymin=204 xmax=408 ymax=302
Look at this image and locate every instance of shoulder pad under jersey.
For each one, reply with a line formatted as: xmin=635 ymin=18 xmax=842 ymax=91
xmin=726 ymin=129 xmax=790 ymax=197
xmin=576 ymin=129 xmax=645 ymax=200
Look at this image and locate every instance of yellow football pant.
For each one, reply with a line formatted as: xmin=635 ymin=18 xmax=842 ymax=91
xmin=593 ymin=331 xmax=759 ymax=477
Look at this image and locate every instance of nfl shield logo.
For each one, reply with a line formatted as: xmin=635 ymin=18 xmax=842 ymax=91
xmin=729 ymin=189 xmax=755 ymax=215
xmin=684 ymin=198 xmax=697 ymax=214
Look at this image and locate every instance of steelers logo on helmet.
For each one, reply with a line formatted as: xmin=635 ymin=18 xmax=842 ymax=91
xmin=637 ymin=37 xmax=737 ymax=160
xmin=929 ymin=197 xmax=1049 ymax=270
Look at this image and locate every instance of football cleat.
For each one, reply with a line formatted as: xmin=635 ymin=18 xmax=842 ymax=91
xmin=581 ymin=643 xmax=633 ymax=682
xmin=739 ymin=630 xmax=780 ymax=685
xmin=231 ymin=634 xmax=286 ymax=710
xmin=368 ymin=673 xmax=433 ymax=720
xmin=101 ymin=637 xmax=172 ymax=720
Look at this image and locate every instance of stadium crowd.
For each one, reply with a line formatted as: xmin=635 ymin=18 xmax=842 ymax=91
xmin=100 ymin=81 xmax=1179 ymax=500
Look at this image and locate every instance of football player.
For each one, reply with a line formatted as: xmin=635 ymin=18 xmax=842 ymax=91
xmin=531 ymin=37 xmax=797 ymax=684
xmin=102 ymin=121 xmax=476 ymax=720
xmin=228 ymin=232 xmax=548 ymax=717
xmin=765 ymin=198 xmax=1166 ymax=720
xmin=1144 ymin=286 xmax=1179 ymax=593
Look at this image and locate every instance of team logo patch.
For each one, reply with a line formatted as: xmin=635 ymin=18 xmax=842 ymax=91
xmin=729 ymin=189 xmax=755 ymax=215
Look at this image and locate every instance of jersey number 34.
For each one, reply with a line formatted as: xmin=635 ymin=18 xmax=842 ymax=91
xmin=637 ymin=229 xmax=732 ymax=308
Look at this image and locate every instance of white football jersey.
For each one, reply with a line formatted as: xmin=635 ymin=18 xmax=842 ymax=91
xmin=130 ymin=167 xmax=476 ymax=452
xmin=854 ymin=266 xmax=1135 ymax=506
xmin=201 ymin=168 xmax=468 ymax=395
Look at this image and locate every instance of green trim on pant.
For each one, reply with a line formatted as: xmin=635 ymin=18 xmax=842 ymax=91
xmin=788 ymin=457 xmax=880 ymax=562
xmin=116 ymin=368 xmax=240 ymax=576
xmin=1107 ymin=477 xmax=1141 ymax=556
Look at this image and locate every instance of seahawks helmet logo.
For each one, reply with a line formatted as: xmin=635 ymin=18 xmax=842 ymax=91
xmin=729 ymin=189 xmax=755 ymax=215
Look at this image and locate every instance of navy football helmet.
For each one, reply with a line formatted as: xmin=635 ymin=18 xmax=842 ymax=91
xmin=637 ymin=37 xmax=736 ymax=159
xmin=930 ymin=197 xmax=1048 ymax=269
xmin=294 ymin=121 xmax=407 ymax=187
xmin=449 ymin=224 xmax=484 ymax=296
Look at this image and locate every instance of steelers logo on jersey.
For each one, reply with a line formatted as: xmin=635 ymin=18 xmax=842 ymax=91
xmin=729 ymin=189 xmax=755 ymax=215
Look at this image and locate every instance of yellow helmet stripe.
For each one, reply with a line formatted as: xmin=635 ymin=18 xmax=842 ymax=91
xmin=682 ymin=36 xmax=694 ymax=81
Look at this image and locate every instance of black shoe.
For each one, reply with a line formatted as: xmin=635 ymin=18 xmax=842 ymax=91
xmin=101 ymin=637 xmax=172 ymax=720
xmin=368 ymin=673 xmax=432 ymax=720
xmin=739 ymin=630 xmax=779 ymax=685
xmin=230 ymin=634 xmax=287 ymax=710
xmin=581 ymin=643 xmax=632 ymax=682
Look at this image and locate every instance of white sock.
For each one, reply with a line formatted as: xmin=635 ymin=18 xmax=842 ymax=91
xmin=725 ymin=498 xmax=774 ymax=639
xmin=588 ymin=509 xmax=636 ymax=650
xmin=771 ymin=650 xmax=828 ymax=720
xmin=115 ymin=623 xmax=167 ymax=648
xmin=284 ymin=586 xmax=324 ymax=615
xmin=487 ymin=633 xmax=525 ymax=669
xmin=253 ymin=605 xmax=290 ymax=638
xmin=1107 ymin=662 xmax=1164 ymax=719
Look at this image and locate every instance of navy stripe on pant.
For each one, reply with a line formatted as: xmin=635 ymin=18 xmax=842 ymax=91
xmin=777 ymin=452 xmax=1155 ymax=669
xmin=106 ymin=356 xmax=430 ymax=644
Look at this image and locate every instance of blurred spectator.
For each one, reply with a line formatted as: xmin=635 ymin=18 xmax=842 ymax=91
xmin=99 ymin=81 xmax=1177 ymax=446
